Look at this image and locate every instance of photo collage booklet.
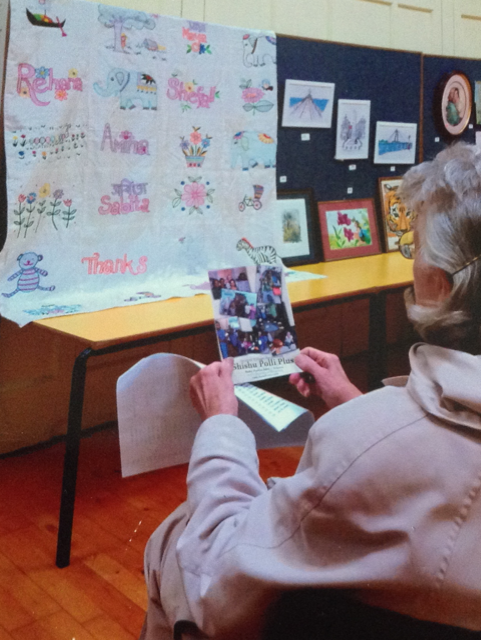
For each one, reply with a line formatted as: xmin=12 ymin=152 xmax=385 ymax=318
xmin=208 ymin=264 xmax=301 ymax=384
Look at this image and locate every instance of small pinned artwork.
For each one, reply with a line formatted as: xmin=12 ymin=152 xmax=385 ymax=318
xmin=378 ymin=177 xmax=414 ymax=252
xmin=434 ymin=71 xmax=472 ymax=137
xmin=275 ymin=189 xmax=319 ymax=266
xmin=282 ymin=80 xmax=335 ymax=128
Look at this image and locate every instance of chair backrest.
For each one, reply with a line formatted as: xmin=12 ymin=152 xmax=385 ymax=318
xmin=262 ymin=589 xmax=481 ymax=640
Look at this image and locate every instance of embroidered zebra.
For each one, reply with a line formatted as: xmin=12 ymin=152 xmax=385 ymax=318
xmin=2 ymin=252 xmax=55 ymax=298
xmin=236 ymin=238 xmax=278 ymax=265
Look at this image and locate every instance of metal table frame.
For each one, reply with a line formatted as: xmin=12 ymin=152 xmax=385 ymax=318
xmin=55 ymin=290 xmax=389 ymax=568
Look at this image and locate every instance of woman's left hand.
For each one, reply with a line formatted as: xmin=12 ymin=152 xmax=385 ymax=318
xmin=190 ymin=359 xmax=238 ymax=421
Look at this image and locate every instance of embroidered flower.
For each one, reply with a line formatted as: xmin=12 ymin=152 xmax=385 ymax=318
xmin=26 ymin=192 xmax=37 ymax=204
xmin=343 ymin=227 xmax=354 ymax=242
xmin=180 ymin=139 xmax=190 ymax=151
xmin=337 ymin=211 xmax=351 ymax=226
xmin=42 ymin=151 xmax=47 ymax=159
xmin=63 ymin=199 xmax=72 ymax=207
xmin=199 ymin=43 xmax=206 ymax=54
xmin=184 ymin=82 xmax=195 ymax=93
xmin=190 ymin=131 xmax=202 ymax=145
xmin=18 ymin=194 xmax=26 ymax=203
xmin=242 ymin=87 xmax=264 ymax=103
xmin=19 ymin=87 xmax=30 ymax=98
xmin=191 ymin=41 xmax=200 ymax=53
xmin=35 ymin=66 xmax=49 ymax=79
xmin=53 ymin=189 xmax=64 ymax=199
xmin=201 ymin=138 xmax=211 ymax=148
xmin=39 ymin=183 xmax=51 ymax=198
xmin=121 ymin=131 xmax=132 ymax=140
xmin=181 ymin=182 xmax=207 ymax=208
xmin=55 ymin=90 xmax=68 ymax=101
xmin=258 ymin=133 xmax=274 ymax=144
xmin=68 ymin=68 xmax=79 ymax=78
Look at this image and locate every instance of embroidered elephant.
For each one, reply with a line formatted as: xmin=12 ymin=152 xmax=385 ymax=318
xmin=242 ymin=34 xmax=276 ymax=67
xmin=231 ymin=131 xmax=276 ymax=170
xmin=94 ymin=68 xmax=157 ymax=110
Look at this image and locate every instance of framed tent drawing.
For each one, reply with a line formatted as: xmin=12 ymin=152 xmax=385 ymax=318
xmin=335 ymin=99 xmax=371 ymax=160
xmin=282 ymin=80 xmax=335 ymax=128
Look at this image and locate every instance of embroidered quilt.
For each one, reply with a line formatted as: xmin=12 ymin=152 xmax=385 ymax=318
xmin=0 ymin=0 xmax=278 ymax=325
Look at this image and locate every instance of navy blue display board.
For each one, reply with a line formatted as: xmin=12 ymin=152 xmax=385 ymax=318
xmin=276 ymin=37 xmax=422 ymax=211
xmin=423 ymin=55 xmax=481 ymax=161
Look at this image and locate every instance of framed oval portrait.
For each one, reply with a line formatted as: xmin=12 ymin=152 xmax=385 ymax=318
xmin=435 ymin=72 xmax=472 ymax=137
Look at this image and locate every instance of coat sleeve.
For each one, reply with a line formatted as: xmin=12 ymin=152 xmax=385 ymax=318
xmin=175 ymin=392 xmax=436 ymax=638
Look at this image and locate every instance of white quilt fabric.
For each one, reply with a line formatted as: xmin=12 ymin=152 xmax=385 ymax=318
xmin=1 ymin=0 xmax=278 ymax=325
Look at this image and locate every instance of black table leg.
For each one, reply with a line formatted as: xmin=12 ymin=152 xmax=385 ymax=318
xmin=56 ymin=347 xmax=92 ymax=568
xmin=368 ymin=291 xmax=387 ymax=391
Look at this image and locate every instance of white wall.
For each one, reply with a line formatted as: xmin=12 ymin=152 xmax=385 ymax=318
xmin=93 ymin=0 xmax=479 ymax=58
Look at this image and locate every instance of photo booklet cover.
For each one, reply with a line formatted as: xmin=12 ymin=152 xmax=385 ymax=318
xmin=208 ymin=264 xmax=301 ymax=384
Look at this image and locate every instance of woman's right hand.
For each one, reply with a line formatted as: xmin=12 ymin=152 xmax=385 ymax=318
xmin=289 ymin=347 xmax=363 ymax=409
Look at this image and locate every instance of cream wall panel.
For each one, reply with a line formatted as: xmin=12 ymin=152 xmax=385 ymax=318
xmin=454 ymin=0 xmax=481 ymax=57
xmin=441 ymin=0 xmax=455 ymax=55
xmin=272 ymin=0 xmax=329 ymax=40
xmin=182 ymin=0 xmax=206 ymax=21
xmin=204 ymin=0 xmax=272 ymax=30
xmin=85 ymin=0 xmax=182 ymax=15
xmin=331 ymin=0 xmax=392 ymax=49
xmin=391 ymin=1 xmax=442 ymax=54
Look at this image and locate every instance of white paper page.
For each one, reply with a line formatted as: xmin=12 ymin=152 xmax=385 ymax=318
xmin=234 ymin=383 xmax=308 ymax=432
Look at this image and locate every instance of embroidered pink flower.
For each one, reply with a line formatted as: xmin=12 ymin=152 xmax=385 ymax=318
xmin=191 ymin=41 xmax=200 ymax=53
xmin=55 ymin=90 xmax=68 ymax=101
xmin=121 ymin=131 xmax=132 ymax=140
xmin=190 ymin=131 xmax=202 ymax=145
xmin=64 ymin=199 xmax=72 ymax=207
xmin=182 ymin=182 xmax=207 ymax=208
xmin=242 ymin=87 xmax=264 ymax=103
xmin=18 ymin=194 xmax=26 ymax=203
xmin=337 ymin=211 xmax=351 ymax=226
xmin=343 ymin=227 xmax=354 ymax=242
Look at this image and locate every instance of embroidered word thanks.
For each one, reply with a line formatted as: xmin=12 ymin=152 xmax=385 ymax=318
xmin=101 ymin=124 xmax=149 ymax=156
xmin=98 ymin=179 xmax=150 ymax=215
xmin=81 ymin=253 xmax=148 ymax=275
xmin=17 ymin=64 xmax=83 ymax=107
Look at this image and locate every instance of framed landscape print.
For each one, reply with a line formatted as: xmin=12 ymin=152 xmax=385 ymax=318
xmin=378 ymin=177 xmax=414 ymax=252
xmin=335 ymin=99 xmax=371 ymax=160
xmin=373 ymin=121 xmax=417 ymax=165
xmin=276 ymin=189 xmax=319 ymax=266
xmin=317 ymin=198 xmax=381 ymax=261
xmin=282 ymin=79 xmax=335 ymax=128
xmin=435 ymin=71 xmax=472 ymax=137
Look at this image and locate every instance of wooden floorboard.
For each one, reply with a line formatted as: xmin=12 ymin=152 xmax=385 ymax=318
xmin=0 ymin=347 xmax=410 ymax=638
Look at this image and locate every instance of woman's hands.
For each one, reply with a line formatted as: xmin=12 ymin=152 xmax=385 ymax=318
xmin=289 ymin=347 xmax=363 ymax=410
xmin=190 ymin=359 xmax=238 ymax=422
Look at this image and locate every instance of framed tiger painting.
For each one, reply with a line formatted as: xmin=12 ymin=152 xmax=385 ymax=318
xmin=378 ymin=177 xmax=414 ymax=252
xmin=317 ymin=198 xmax=381 ymax=261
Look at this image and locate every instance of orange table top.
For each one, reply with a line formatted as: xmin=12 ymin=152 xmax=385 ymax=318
xmin=34 ymin=253 xmax=413 ymax=348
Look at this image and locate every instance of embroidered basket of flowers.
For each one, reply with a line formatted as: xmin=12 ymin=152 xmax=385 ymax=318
xmin=180 ymin=126 xmax=212 ymax=167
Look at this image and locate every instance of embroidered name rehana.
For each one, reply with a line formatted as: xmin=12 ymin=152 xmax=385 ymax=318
xmin=17 ymin=64 xmax=83 ymax=106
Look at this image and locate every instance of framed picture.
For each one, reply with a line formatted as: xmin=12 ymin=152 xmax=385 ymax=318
xmin=335 ymin=99 xmax=371 ymax=160
xmin=276 ymin=189 xmax=320 ymax=266
xmin=378 ymin=177 xmax=414 ymax=253
xmin=475 ymin=81 xmax=481 ymax=126
xmin=317 ymin=198 xmax=381 ymax=261
xmin=434 ymin=71 xmax=472 ymax=137
xmin=374 ymin=121 xmax=417 ymax=165
xmin=282 ymin=79 xmax=335 ymax=128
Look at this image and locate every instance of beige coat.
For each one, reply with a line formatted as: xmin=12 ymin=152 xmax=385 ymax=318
xmin=143 ymin=343 xmax=481 ymax=639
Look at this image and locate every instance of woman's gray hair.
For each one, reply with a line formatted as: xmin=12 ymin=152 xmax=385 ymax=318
xmin=400 ymin=142 xmax=481 ymax=353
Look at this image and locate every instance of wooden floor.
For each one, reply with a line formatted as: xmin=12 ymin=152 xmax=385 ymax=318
xmin=0 ymin=348 xmax=410 ymax=640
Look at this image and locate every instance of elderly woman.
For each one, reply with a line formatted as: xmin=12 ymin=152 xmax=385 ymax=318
xmin=141 ymin=143 xmax=481 ymax=640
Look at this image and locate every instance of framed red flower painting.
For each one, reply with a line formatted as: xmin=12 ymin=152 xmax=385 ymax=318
xmin=317 ymin=198 xmax=381 ymax=261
